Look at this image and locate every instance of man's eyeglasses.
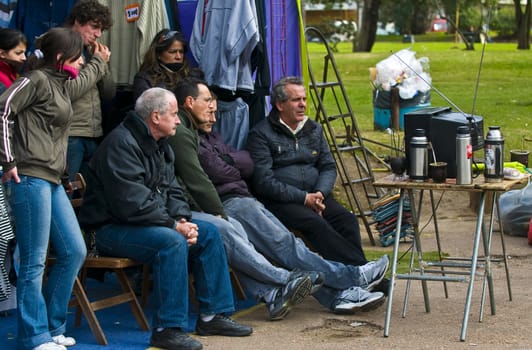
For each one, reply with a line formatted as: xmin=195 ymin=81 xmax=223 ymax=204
xmin=158 ymin=31 xmax=179 ymax=43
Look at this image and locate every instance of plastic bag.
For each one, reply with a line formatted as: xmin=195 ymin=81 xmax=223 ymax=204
xmin=498 ymin=178 xmax=532 ymax=237
xmin=374 ymin=49 xmax=431 ymax=99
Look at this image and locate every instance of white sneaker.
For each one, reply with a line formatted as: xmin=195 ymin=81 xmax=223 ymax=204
xmin=32 ymin=342 xmax=67 ymax=350
xmin=333 ymin=286 xmax=385 ymax=314
xmin=52 ymin=334 xmax=76 ymax=347
xmin=358 ymin=255 xmax=389 ymax=291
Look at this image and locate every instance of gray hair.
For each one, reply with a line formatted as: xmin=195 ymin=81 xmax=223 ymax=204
xmin=270 ymin=76 xmax=304 ymax=108
xmin=135 ymin=87 xmax=175 ymax=120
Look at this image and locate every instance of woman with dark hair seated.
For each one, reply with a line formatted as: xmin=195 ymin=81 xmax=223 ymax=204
xmin=133 ymin=29 xmax=192 ymax=101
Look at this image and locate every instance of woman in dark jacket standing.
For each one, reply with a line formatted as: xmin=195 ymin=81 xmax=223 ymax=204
xmin=0 ymin=27 xmax=110 ymax=350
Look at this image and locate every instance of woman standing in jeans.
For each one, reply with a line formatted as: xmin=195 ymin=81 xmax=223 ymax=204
xmin=0 ymin=28 xmax=110 ymax=350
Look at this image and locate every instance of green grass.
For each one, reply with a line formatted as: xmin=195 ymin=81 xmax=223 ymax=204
xmin=307 ymin=41 xmax=532 ymax=158
xmin=365 ymin=249 xmax=446 ymax=275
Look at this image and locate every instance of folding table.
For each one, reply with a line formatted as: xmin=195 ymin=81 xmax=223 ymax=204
xmin=373 ymin=174 xmax=529 ymax=341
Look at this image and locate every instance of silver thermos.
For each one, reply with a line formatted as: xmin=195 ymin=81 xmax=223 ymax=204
xmin=456 ymin=126 xmax=472 ymax=185
xmin=484 ymin=126 xmax=504 ymax=183
xmin=409 ymin=128 xmax=428 ymax=182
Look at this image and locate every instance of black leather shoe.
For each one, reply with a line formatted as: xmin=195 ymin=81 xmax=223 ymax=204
xmin=150 ymin=328 xmax=202 ymax=350
xmin=195 ymin=315 xmax=252 ymax=337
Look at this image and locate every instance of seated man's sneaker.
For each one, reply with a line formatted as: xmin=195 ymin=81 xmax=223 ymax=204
xmin=333 ymin=286 xmax=385 ymax=314
xmin=32 ymin=342 xmax=66 ymax=350
xmin=372 ymin=277 xmax=391 ymax=296
xmin=150 ymin=328 xmax=203 ymax=350
xmin=268 ymin=273 xmax=312 ymax=321
xmin=52 ymin=335 xmax=76 ymax=347
xmin=195 ymin=315 xmax=253 ymax=337
xmin=289 ymin=269 xmax=325 ymax=294
xmin=358 ymin=255 xmax=389 ymax=291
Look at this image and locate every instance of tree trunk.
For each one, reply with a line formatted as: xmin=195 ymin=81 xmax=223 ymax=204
xmin=515 ymin=0 xmax=531 ymax=50
xmin=355 ymin=0 xmax=381 ymax=52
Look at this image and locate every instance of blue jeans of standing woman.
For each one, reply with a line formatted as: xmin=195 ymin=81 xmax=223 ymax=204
xmin=94 ymin=219 xmax=235 ymax=330
xmin=5 ymin=176 xmax=87 ymax=349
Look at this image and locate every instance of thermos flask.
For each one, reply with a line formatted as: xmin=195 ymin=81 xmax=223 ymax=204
xmin=456 ymin=126 xmax=472 ymax=185
xmin=484 ymin=126 xmax=504 ymax=183
xmin=409 ymin=128 xmax=428 ymax=182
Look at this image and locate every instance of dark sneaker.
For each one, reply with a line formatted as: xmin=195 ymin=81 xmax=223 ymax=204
xmin=195 ymin=315 xmax=252 ymax=337
xmin=358 ymin=255 xmax=389 ymax=291
xmin=372 ymin=277 xmax=391 ymax=297
xmin=150 ymin=328 xmax=202 ymax=350
xmin=289 ymin=270 xmax=325 ymax=294
xmin=332 ymin=286 xmax=385 ymax=314
xmin=268 ymin=274 xmax=312 ymax=321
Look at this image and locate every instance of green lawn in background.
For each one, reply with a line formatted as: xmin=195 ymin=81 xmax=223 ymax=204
xmin=365 ymin=249 xmax=446 ymax=276
xmin=307 ymin=40 xmax=532 ymax=159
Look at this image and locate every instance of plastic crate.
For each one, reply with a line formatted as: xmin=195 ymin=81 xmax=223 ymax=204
xmin=373 ymin=103 xmax=431 ymax=131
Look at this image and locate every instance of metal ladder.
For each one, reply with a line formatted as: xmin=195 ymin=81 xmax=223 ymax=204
xmin=304 ymin=26 xmax=383 ymax=246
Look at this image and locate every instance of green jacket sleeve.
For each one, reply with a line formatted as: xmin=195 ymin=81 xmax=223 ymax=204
xmin=66 ymin=55 xmax=109 ymax=101
xmin=168 ymin=120 xmax=227 ymax=218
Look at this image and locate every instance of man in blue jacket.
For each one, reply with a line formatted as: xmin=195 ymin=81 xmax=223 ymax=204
xmin=80 ymin=88 xmax=252 ymax=350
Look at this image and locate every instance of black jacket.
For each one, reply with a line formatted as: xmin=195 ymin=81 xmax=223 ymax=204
xmin=247 ymin=109 xmax=337 ymax=205
xmin=80 ymin=112 xmax=191 ymax=229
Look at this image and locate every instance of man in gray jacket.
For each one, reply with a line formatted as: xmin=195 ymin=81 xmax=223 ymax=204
xmin=65 ymin=0 xmax=116 ymax=181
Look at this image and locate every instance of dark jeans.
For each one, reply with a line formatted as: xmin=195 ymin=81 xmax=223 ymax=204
xmin=265 ymin=194 xmax=367 ymax=266
xmin=94 ymin=219 xmax=234 ymax=329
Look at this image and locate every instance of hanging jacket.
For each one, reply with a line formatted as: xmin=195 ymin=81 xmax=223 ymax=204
xmin=190 ymin=0 xmax=259 ymax=92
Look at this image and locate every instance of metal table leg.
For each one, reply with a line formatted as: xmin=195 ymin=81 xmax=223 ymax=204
xmin=383 ymin=189 xmax=404 ymax=337
xmin=460 ymin=191 xmax=486 ymax=341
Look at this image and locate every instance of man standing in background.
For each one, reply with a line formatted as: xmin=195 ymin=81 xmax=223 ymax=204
xmin=64 ymin=0 xmax=115 ymax=180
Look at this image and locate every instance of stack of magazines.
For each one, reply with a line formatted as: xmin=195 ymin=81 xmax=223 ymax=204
xmin=372 ymin=193 xmax=414 ymax=247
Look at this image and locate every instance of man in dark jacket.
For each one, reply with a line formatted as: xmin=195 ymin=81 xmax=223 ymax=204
xmin=177 ymin=78 xmax=389 ymax=315
xmin=168 ymin=77 xmax=317 ymax=321
xmin=247 ymin=76 xmax=367 ymax=267
xmin=80 ymin=88 xmax=252 ymax=350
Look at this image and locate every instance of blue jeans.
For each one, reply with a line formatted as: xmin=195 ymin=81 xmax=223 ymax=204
xmin=223 ymin=197 xmax=366 ymax=309
xmin=5 ymin=176 xmax=87 ymax=349
xmin=94 ymin=219 xmax=234 ymax=329
xmin=66 ymin=137 xmax=99 ymax=181
xmin=191 ymin=212 xmax=290 ymax=299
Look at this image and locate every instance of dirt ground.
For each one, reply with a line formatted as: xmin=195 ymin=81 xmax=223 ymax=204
xmin=196 ymin=190 xmax=532 ymax=350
